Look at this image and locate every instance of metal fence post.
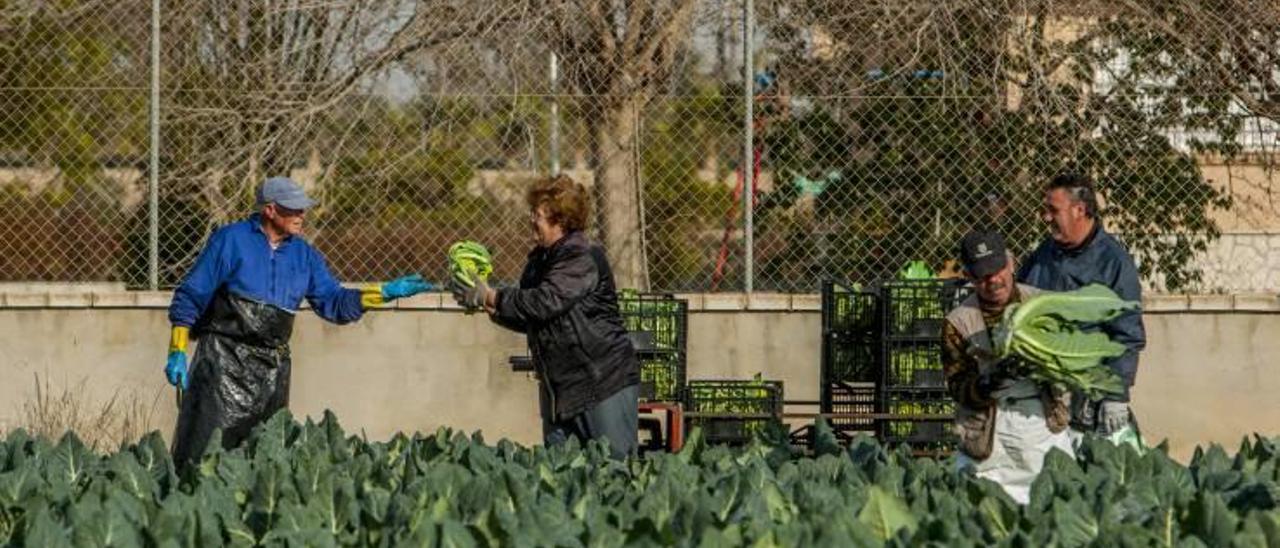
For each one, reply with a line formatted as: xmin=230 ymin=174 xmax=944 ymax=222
xmin=549 ymin=51 xmax=560 ymax=177
xmin=147 ymin=0 xmax=161 ymax=290
xmin=742 ymin=0 xmax=754 ymax=293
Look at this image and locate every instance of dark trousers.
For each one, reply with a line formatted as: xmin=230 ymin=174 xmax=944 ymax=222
xmin=542 ymin=384 xmax=639 ymax=460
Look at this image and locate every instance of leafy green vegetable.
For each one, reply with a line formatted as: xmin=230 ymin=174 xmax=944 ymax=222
xmin=898 ymin=261 xmax=934 ymax=280
xmin=3 ymin=411 xmax=1280 ymax=545
xmin=994 ymin=284 xmax=1140 ymax=399
xmin=447 ymin=241 xmax=493 ymax=288
xmin=857 ymin=486 xmax=918 ymax=540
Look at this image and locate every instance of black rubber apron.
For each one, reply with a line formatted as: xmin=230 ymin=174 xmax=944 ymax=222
xmin=170 ymin=291 xmax=295 ymax=465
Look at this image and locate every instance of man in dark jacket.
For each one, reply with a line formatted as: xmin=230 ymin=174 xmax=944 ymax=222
xmin=454 ymin=175 xmax=640 ymax=459
xmin=1017 ymin=173 xmax=1146 ymax=436
xmin=165 ymin=176 xmax=433 ymax=465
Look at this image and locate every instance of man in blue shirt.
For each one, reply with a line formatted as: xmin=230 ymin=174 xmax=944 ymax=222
xmin=166 ymin=176 xmax=432 ymax=465
xmin=1017 ymin=173 xmax=1146 ymax=437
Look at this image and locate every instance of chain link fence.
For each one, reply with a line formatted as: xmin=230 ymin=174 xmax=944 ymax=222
xmin=1 ymin=1 xmax=1277 ymax=293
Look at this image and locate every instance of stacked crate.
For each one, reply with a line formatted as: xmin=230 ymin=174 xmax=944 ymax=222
xmin=617 ymin=293 xmax=688 ymax=403
xmin=620 ymin=293 xmax=689 ymax=453
xmin=819 ymin=280 xmax=881 ymax=443
xmin=878 ymin=279 xmax=972 ymax=454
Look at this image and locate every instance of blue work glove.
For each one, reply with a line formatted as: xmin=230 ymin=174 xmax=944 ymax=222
xmin=166 ymin=351 xmax=188 ymax=389
xmin=165 ymin=325 xmax=190 ymax=389
xmin=382 ymin=274 xmax=434 ymax=300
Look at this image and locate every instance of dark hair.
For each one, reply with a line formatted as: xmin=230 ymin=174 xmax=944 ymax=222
xmin=1046 ymin=172 xmax=1099 ymax=218
xmin=526 ymin=174 xmax=590 ymax=231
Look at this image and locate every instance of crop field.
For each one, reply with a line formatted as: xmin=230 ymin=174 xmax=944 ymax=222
xmin=2 ymin=411 xmax=1279 ymax=546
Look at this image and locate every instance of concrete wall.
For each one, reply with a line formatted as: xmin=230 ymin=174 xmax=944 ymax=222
xmin=1130 ymin=309 xmax=1280 ymax=459
xmin=0 ymin=291 xmax=1276 ymax=461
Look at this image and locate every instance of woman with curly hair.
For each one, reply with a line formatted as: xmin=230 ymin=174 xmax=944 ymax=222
xmin=452 ymin=175 xmax=640 ymax=459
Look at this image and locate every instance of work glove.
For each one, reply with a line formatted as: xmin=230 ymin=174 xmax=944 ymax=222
xmin=1097 ymin=400 xmax=1132 ymax=435
xmin=382 ymin=274 xmax=434 ymax=300
xmin=974 ymin=372 xmax=1001 ymax=400
xmin=361 ymin=274 xmax=434 ymax=308
xmin=451 ymin=276 xmax=490 ymax=311
xmin=165 ymin=326 xmax=190 ymax=390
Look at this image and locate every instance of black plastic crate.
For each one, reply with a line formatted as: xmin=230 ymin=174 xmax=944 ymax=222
xmin=822 ymin=337 xmax=879 ymax=386
xmin=878 ymin=392 xmax=956 ymax=450
xmin=821 ymin=279 xmax=882 ymax=390
xmin=638 ymin=354 xmax=684 ymax=402
xmin=882 ymin=341 xmax=947 ymax=389
xmin=882 ymin=279 xmax=972 ymax=338
xmin=683 ymin=380 xmax=783 ymax=446
xmin=788 ymin=422 xmax=877 ymax=453
xmin=822 ymin=280 xmax=880 ymax=337
xmin=788 ymin=424 xmax=814 ymax=451
xmin=826 ymin=381 xmax=878 ymax=434
xmin=619 ymin=293 xmax=688 ymax=402
xmin=618 ymin=293 xmax=688 ymax=352
xmin=793 ymin=380 xmax=877 ymax=452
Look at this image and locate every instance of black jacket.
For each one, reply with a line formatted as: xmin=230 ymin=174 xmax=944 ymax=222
xmin=1017 ymin=224 xmax=1146 ymax=401
xmin=492 ymin=231 xmax=639 ymax=420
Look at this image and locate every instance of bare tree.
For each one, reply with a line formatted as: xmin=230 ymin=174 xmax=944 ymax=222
xmin=541 ymin=0 xmax=702 ymax=289
xmin=161 ymin=0 xmax=533 ymax=222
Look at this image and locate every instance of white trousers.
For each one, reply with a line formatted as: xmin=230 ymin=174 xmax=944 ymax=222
xmin=955 ymin=389 xmax=1076 ymax=505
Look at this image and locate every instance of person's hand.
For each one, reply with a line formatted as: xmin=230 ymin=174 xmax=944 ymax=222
xmin=165 ymin=326 xmax=190 ymax=389
xmin=381 ymin=274 xmax=434 ymax=301
xmin=1098 ymin=400 xmax=1132 ymax=435
xmin=166 ymin=350 xmax=188 ymax=389
xmin=362 ymin=274 xmax=435 ymax=308
xmin=451 ymin=277 xmax=490 ymax=310
xmin=976 ymin=357 xmax=1024 ymax=398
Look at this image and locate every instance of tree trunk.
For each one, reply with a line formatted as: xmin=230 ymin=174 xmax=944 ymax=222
xmin=590 ymin=96 xmax=646 ymax=290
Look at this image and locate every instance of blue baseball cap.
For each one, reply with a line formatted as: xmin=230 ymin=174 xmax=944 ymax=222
xmin=256 ymin=176 xmax=316 ymax=210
